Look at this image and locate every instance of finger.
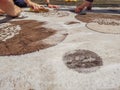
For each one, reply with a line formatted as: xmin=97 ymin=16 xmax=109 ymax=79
xmin=75 ymin=8 xmax=79 ymax=13
xmin=48 ymin=5 xmax=53 ymax=8
xmin=33 ymin=6 xmax=40 ymax=12
xmin=53 ymin=5 xmax=57 ymax=8
xmin=40 ymin=6 xmax=45 ymax=9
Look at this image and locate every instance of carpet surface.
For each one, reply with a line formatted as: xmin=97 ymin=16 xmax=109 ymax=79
xmin=0 ymin=7 xmax=120 ymax=90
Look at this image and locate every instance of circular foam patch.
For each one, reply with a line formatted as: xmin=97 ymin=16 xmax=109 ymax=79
xmin=63 ymin=49 xmax=103 ymax=73
xmin=75 ymin=13 xmax=120 ymax=34
xmin=86 ymin=18 xmax=120 ymax=34
xmin=0 ymin=20 xmax=67 ymax=56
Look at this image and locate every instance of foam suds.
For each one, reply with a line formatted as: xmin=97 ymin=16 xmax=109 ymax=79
xmin=0 ymin=23 xmax=21 ymax=41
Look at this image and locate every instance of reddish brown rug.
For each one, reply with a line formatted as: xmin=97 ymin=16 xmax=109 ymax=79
xmin=0 ymin=20 xmax=66 ymax=56
xmin=75 ymin=13 xmax=120 ymax=23
xmin=75 ymin=13 xmax=120 ymax=34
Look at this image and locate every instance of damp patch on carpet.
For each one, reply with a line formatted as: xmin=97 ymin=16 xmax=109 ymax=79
xmin=75 ymin=13 xmax=120 ymax=34
xmin=0 ymin=20 xmax=67 ymax=56
xmin=63 ymin=49 xmax=103 ymax=73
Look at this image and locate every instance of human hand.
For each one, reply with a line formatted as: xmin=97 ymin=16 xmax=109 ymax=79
xmin=48 ymin=4 xmax=59 ymax=9
xmin=75 ymin=6 xmax=83 ymax=13
xmin=27 ymin=1 xmax=45 ymax=12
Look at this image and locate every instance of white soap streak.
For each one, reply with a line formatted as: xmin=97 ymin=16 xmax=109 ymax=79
xmin=0 ymin=23 xmax=21 ymax=41
xmin=92 ymin=18 xmax=120 ymax=26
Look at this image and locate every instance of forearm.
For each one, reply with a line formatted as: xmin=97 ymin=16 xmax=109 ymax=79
xmin=24 ymin=0 xmax=32 ymax=5
xmin=45 ymin=0 xmax=59 ymax=8
xmin=45 ymin=0 xmax=50 ymax=3
xmin=25 ymin=0 xmax=50 ymax=3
